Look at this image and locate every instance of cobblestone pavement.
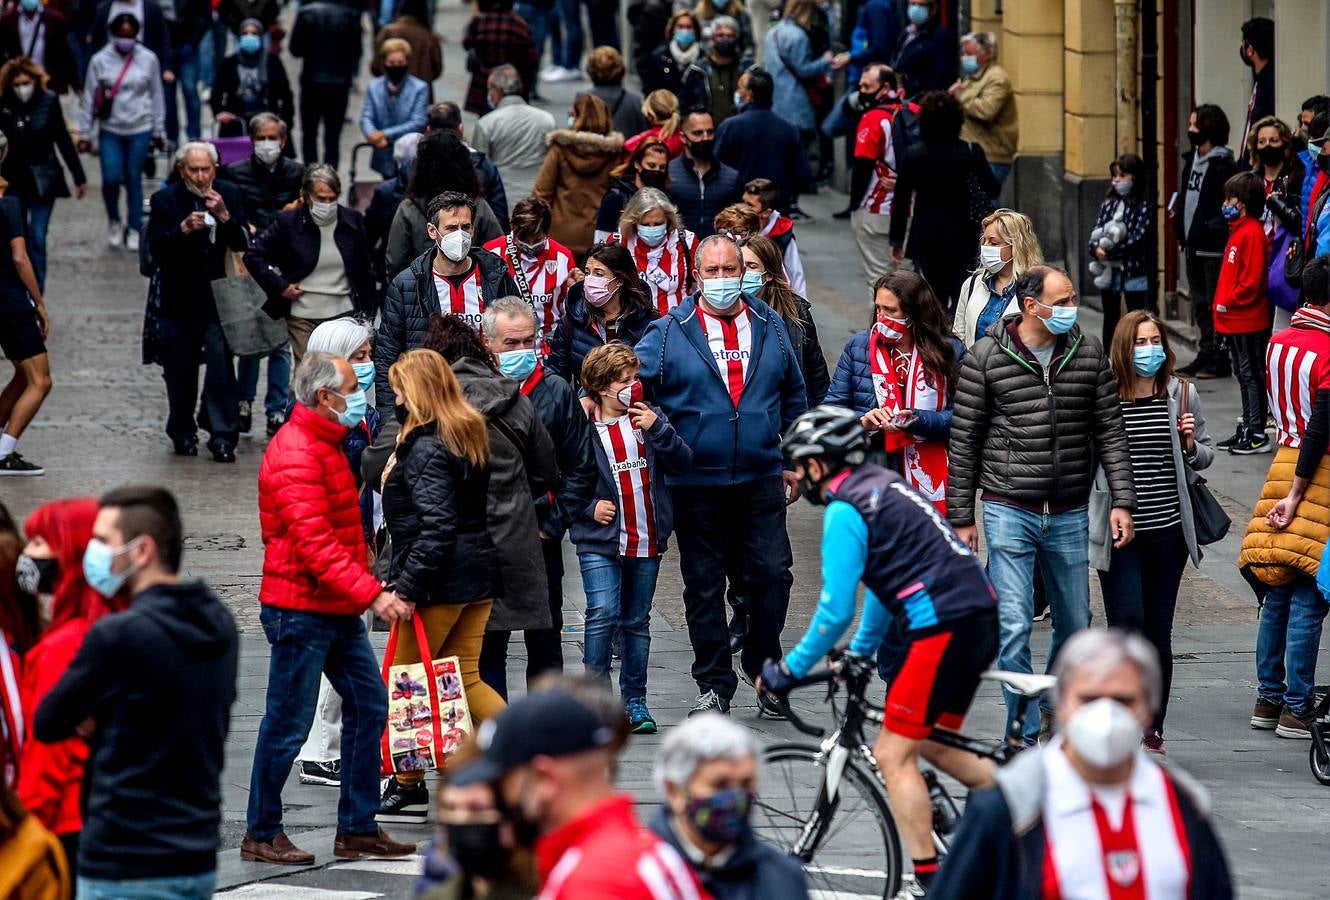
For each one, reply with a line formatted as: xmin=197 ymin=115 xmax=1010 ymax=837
xmin=3 ymin=2 xmax=1328 ymax=895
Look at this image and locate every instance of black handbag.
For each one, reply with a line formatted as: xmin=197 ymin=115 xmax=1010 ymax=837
xmin=1182 ymin=382 xmax=1231 ymax=545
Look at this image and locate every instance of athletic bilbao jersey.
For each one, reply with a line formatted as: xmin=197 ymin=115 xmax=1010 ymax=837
xmin=855 ymin=106 xmax=898 ymax=216
xmin=483 ymin=234 xmax=575 ymax=337
xmin=594 ymin=416 xmax=657 ymax=558
xmin=696 ymin=307 xmax=752 ymax=407
xmin=433 ymin=265 xmax=485 ymax=331
xmin=616 ymin=229 xmax=699 ymax=314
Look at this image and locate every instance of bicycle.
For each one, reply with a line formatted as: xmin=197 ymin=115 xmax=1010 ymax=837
xmin=753 ymin=651 xmax=1057 ymax=900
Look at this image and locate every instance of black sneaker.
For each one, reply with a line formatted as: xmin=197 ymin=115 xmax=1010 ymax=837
xmin=239 ymin=400 xmax=253 ymax=434
xmin=756 ymin=692 xmax=788 ymax=720
xmin=209 ymin=441 xmax=237 ymax=463
xmin=376 ymin=776 xmax=429 ymax=824
xmin=1216 ymin=425 xmax=1244 ymax=451
xmin=689 ymin=690 xmax=731 ymax=717
xmin=832 ymin=206 xmax=854 ymax=220
xmin=1230 ymin=431 xmax=1272 ymax=455
xmin=1176 ymin=351 xmax=1210 ymax=377
xmin=298 ymin=759 xmax=341 ymax=786
xmin=267 ymin=414 xmax=284 ymax=436
xmin=0 ymin=452 xmax=44 ymax=476
xmin=1196 ymin=359 xmax=1231 ymax=380
xmin=728 ymin=606 xmax=748 ymax=655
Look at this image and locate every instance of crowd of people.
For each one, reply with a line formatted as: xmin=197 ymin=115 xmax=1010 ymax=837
xmin=0 ymin=1 xmax=1320 ymax=898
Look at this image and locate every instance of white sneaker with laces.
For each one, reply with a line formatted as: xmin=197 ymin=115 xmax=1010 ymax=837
xmin=125 ymin=230 xmax=140 ymax=252
xmin=107 ymin=223 xmax=123 ymax=248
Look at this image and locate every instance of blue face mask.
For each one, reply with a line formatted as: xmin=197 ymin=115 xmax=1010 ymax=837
xmin=638 ymin=223 xmax=669 ymax=246
xmin=238 ymin=33 xmax=262 ymax=54
xmin=1221 ymin=203 xmax=1241 ymax=221
xmin=1038 ymin=302 xmax=1079 ymax=335
xmin=334 ymin=388 xmax=368 ymax=427
xmin=701 ymin=276 xmax=743 ymax=311
xmin=674 ymin=29 xmax=696 ymax=48
xmin=352 ymin=361 xmax=375 ymax=392
xmin=20 ymin=0 xmax=39 ymax=13
xmin=83 ymin=537 xmax=140 ymax=599
xmin=907 ymin=3 xmax=929 ymax=26
xmin=740 ymin=272 xmax=766 ymax=294
xmin=497 ymin=348 xmax=538 ymax=380
xmin=960 ymin=54 xmax=980 ymax=76
xmin=1132 ymin=344 xmax=1167 ymax=376
xmin=733 ymin=90 xmax=743 ymax=109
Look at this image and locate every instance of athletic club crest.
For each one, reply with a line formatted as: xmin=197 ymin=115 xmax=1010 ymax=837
xmin=1105 ymin=849 xmax=1140 ymax=886
xmin=544 ymin=260 xmax=558 ymax=274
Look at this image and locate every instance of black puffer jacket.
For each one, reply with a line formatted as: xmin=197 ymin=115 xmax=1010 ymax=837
xmin=220 ymin=154 xmax=304 ymax=231
xmin=373 ymin=247 xmax=520 ymax=417
xmin=785 ymin=296 xmax=830 ymax=406
xmin=946 ymin=314 xmax=1135 ymax=527
xmin=382 ymin=425 xmax=499 ymax=607
xmin=545 ymin=283 xmax=661 ymax=383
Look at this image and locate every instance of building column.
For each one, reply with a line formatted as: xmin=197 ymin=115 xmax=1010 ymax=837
xmin=1004 ymin=0 xmax=1065 ymax=259
xmin=1062 ymin=0 xmax=1117 ymax=292
xmin=1273 ymin=0 xmax=1330 ymax=123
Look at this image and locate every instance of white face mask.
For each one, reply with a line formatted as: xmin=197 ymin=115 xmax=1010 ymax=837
xmin=979 ymin=243 xmax=1007 ymax=274
xmin=1064 ymin=698 xmax=1142 ymax=770
xmin=253 ymin=138 xmax=281 ymax=164
xmin=14 ymin=83 xmax=35 ymax=103
xmin=310 ymin=200 xmax=338 ymax=224
xmin=438 ymin=228 xmax=472 ymax=262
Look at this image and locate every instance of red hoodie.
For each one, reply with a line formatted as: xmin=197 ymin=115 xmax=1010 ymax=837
xmin=1214 ymin=215 xmax=1272 ymax=334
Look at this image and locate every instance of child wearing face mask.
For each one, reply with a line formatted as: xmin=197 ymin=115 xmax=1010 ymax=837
xmin=1087 ymin=153 xmax=1152 ymax=346
xmin=1213 ymin=170 xmax=1273 ymax=455
xmin=569 ymin=343 xmax=692 ymax=736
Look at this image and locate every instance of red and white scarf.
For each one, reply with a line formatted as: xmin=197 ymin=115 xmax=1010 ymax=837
xmin=868 ymin=331 xmax=949 ymax=512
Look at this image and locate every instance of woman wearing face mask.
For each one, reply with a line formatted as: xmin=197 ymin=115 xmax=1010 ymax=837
xmin=952 ymin=208 xmax=1043 ymax=346
xmin=482 ymin=197 xmax=578 ymax=340
xmin=594 ymin=139 xmax=670 ymax=244
xmin=76 ymin=13 xmax=165 ymax=251
xmin=210 ymin=18 xmax=294 ymax=139
xmin=546 ymin=242 xmax=660 ymax=382
xmin=533 ymin=93 xmax=625 ymax=261
xmin=1247 ymin=116 xmax=1305 ymax=331
xmin=0 ymin=57 xmax=86 ymax=293
xmin=1089 ymin=312 xmax=1212 ymax=756
xmin=1086 ymin=153 xmax=1153 ymax=347
xmin=739 ymin=234 xmax=827 ymax=404
xmin=640 ymin=11 xmax=700 ymax=97
xmin=244 ymin=164 xmax=376 ymax=363
xmin=650 ymin=712 xmax=809 ymax=900
xmin=614 ymin=187 xmax=698 ymax=314
xmin=15 ymin=498 xmax=123 ymax=878
xmin=825 ymin=269 xmax=962 ymax=513
xmin=361 ymin=38 xmax=429 ymax=178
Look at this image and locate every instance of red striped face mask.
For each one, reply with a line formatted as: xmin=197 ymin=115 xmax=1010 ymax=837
xmin=874 ymin=316 xmax=912 ymax=344
xmin=616 ymin=380 xmax=644 ymax=406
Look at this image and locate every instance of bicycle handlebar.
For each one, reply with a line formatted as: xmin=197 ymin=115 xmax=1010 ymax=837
xmin=767 ymin=694 xmax=826 ymax=738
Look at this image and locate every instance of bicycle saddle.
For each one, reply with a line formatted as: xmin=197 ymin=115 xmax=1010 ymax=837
xmin=981 ymin=670 xmax=1059 ymax=697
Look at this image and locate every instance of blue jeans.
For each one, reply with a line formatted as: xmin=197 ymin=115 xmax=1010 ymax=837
xmin=98 ymin=130 xmax=152 ymax=233
xmin=237 ymin=344 xmax=292 ymax=417
xmin=377 ymin=0 xmax=397 ymax=28
xmin=18 ymin=194 xmax=54 ymax=291
xmin=990 ymin=162 xmax=1012 ymax=187
xmin=198 ymin=19 xmax=228 ymax=89
xmin=579 ymin=552 xmax=660 ymax=698
xmin=983 ymin=502 xmax=1092 ymax=742
xmin=163 ymin=38 xmax=202 ymax=142
xmin=552 ymin=0 xmax=583 ymax=69
xmin=77 ymin=872 xmax=216 ymax=899
xmin=247 ymin=607 xmax=388 ymax=840
xmin=516 ymin=3 xmax=554 ymax=73
xmin=820 ymin=100 xmax=857 ymax=138
xmin=1256 ymin=575 xmax=1328 ymax=716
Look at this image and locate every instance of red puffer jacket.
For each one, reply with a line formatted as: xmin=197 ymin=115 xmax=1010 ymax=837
xmin=259 ymin=403 xmax=383 ymax=615
xmin=18 ymin=620 xmax=89 ymax=836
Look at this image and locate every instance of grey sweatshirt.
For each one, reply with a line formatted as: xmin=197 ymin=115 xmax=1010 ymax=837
xmin=79 ymin=42 xmax=166 ymax=137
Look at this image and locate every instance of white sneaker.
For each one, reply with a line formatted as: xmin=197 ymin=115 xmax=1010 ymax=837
xmin=107 ymin=223 xmax=123 ymax=248
xmin=539 ymin=64 xmax=564 ymax=79
xmin=545 ymin=65 xmax=582 ymax=83
xmin=125 ymin=229 xmax=140 ymax=252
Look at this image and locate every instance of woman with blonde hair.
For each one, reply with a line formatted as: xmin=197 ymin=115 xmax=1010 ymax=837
xmin=952 ymin=207 xmax=1044 ymax=346
xmin=624 ymin=89 xmax=685 ymax=158
xmin=534 ymin=92 xmax=625 ymax=259
xmin=615 ymin=186 xmax=698 ymax=313
xmin=377 ymin=348 xmax=505 ymax=820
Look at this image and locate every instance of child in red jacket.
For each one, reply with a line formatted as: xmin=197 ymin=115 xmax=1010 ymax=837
xmin=1214 ymin=170 xmax=1273 ymax=454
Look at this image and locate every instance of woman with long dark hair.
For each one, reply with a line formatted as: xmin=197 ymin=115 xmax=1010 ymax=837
xmin=740 ymin=234 xmax=828 ymax=404
xmin=1247 ymin=115 xmax=1306 ymax=331
xmin=547 ymin=241 xmax=660 ymax=382
xmin=825 ymin=269 xmax=963 ymax=512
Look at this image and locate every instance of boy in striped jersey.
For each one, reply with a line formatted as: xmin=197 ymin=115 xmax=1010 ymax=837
xmin=570 ymin=344 xmax=693 ymax=734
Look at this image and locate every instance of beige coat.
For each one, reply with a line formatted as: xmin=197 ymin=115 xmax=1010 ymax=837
xmin=956 ymin=62 xmax=1018 ymax=165
xmin=533 ymin=129 xmax=625 ymax=259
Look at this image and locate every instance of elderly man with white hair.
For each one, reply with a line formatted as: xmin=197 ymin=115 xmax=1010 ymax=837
xmin=650 ymin=713 xmax=809 ymax=899
xmin=934 ymin=629 xmax=1234 ymax=899
xmin=948 ymin=30 xmax=1018 ymax=186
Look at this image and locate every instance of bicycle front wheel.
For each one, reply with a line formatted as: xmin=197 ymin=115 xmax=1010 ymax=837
xmin=756 ymin=742 xmax=904 ymax=900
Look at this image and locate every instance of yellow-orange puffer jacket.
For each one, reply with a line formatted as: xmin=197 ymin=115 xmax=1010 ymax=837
xmin=1239 ymin=446 xmax=1330 ymax=586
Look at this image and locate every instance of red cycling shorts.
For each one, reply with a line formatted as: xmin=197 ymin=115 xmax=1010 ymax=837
xmin=882 ymin=612 xmax=997 ymax=740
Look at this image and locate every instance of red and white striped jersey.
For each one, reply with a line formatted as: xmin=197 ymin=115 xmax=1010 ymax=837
xmin=696 ymin=307 xmax=752 ymax=407
xmin=616 ymin=229 xmax=699 ymax=314
xmin=1266 ymin=309 xmax=1330 ymax=447
xmin=433 ymin=266 xmax=486 ymax=332
xmin=594 ymin=415 xmax=657 ymax=558
xmin=854 ymin=106 xmax=898 ymax=217
xmin=483 ymin=234 xmax=575 ymax=337
xmin=1041 ymin=740 xmax=1192 ymax=900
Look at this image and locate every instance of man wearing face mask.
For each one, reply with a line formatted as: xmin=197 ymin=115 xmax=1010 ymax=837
xmin=34 ymin=486 xmax=239 ymax=898
xmin=713 ymin=67 xmax=809 ymax=217
xmin=374 ymin=191 xmax=520 ymax=418
xmin=849 ymin=63 xmax=908 ymax=284
xmin=679 ymin=18 xmax=752 ymax=125
xmin=890 ymin=0 xmax=953 ymax=98
xmin=934 ymin=629 xmax=1234 ymax=900
xmin=483 ymin=197 xmax=576 ymax=338
xmin=244 ymin=352 xmax=413 ymax=865
xmin=948 ymin=265 xmax=1136 ymax=744
xmin=1238 ymin=17 xmax=1274 ymax=150
xmin=948 ymin=30 xmax=1016 ymax=186
xmin=635 ymin=234 xmax=807 ymax=716
xmin=667 ymin=108 xmax=742 ymax=237
xmin=0 ymin=0 xmax=77 ymax=95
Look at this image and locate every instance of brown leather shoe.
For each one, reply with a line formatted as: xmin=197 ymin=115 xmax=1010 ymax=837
xmin=240 ymin=832 xmax=315 ymax=865
xmin=334 ymin=826 xmax=417 ymax=859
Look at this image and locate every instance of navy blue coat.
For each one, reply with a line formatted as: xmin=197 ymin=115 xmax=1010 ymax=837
xmin=891 ymin=19 xmax=956 ymax=97
xmin=568 ymin=406 xmax=693 ymax=557
xmin=714 ymin=103 xmax=810 ymax=214
xmin=667 ymin=154 xmax=743 ymax=238
xmin=649 ymin=808 xmax=810 ymax=900
xmin=824 ymin=330 xmax=966 ymax=443
xmin=545 ymin=283 xmax=661 ymax=384
xmin=635 ymin=294 xmax=808 ymax=486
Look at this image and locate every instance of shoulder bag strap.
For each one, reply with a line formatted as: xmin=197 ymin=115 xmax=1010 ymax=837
xmin=25 ymin=13 xmax=43 ymax=58
xmin=108 ymin=50 xmax=136 ymax=102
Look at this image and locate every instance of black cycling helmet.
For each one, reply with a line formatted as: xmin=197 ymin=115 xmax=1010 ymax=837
xmin=783 ymin=406 xmax=869 ymax=466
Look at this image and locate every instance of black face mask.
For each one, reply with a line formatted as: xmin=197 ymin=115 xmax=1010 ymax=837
xmin=689 ymin=139 xmax=715 ymax=161
xmin=394 ymin=403 xmax=409 ymax=425
xmin=447 ymin=823 xmax=511 ymax=878
xmin=639 ymin=168 xmax=668 ymax=189
xmin=712 ymin=38 xmax=737 ymax=58
xmin=1186 ymin=130 xmax=1204 ymax=148
xmin=15 ymin=554 xmax=59 ymax=596
xmin=1257 ymin=144 xmax=1285 ymax=167
xmin=385 ymin=65 xmax=408 ymax=83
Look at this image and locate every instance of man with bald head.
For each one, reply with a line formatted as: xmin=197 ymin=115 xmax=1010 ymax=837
xmin=635 ymin=235 xmax=807 ymax=716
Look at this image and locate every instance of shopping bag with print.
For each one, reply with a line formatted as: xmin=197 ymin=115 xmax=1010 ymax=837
xmin=428 ymin=656 xmax=474 ymax=758
xmin=380 ymin=615 xmax=445 ymax=777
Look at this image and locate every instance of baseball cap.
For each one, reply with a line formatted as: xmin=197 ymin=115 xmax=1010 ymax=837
xmin=452 ymin=691 xmax=614 ymax=787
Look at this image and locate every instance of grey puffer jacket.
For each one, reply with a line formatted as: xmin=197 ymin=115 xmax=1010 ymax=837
xmin=946 ymin=314 xmax=1136 ymax=527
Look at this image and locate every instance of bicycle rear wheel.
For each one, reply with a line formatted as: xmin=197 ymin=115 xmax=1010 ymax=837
xmin=756 ymin=742 xmax=904 ymax=900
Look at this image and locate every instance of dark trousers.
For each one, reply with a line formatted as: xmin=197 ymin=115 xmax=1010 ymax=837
xmin=300 ymin=80 xmax=352 ymax=165
xmin=159 ymin=315 xmax=240 ymax=448
xmin=1097 ymin=524 xmax=1187 ymax=733
xmin=477 ymin=537 xmax=566 ymax=699
xmin=1227 ymin=328 xmax=1271 ymax=432
xmin=1184 ymin=250 xmax=1223 ymax=355
xmin=912 ymin=250 xmax=972 ymax=316
xmin=58 ymin=832 xmax=78 ymax=881
xmin=671 ymin=476 xmax=794 ymax=700
xmin=1100 ymin=289 xmax=1154 ymax=346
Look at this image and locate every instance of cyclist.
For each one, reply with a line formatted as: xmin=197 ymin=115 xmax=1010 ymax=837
xmin=757 ymin=406 xmax=1000 ymax=895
